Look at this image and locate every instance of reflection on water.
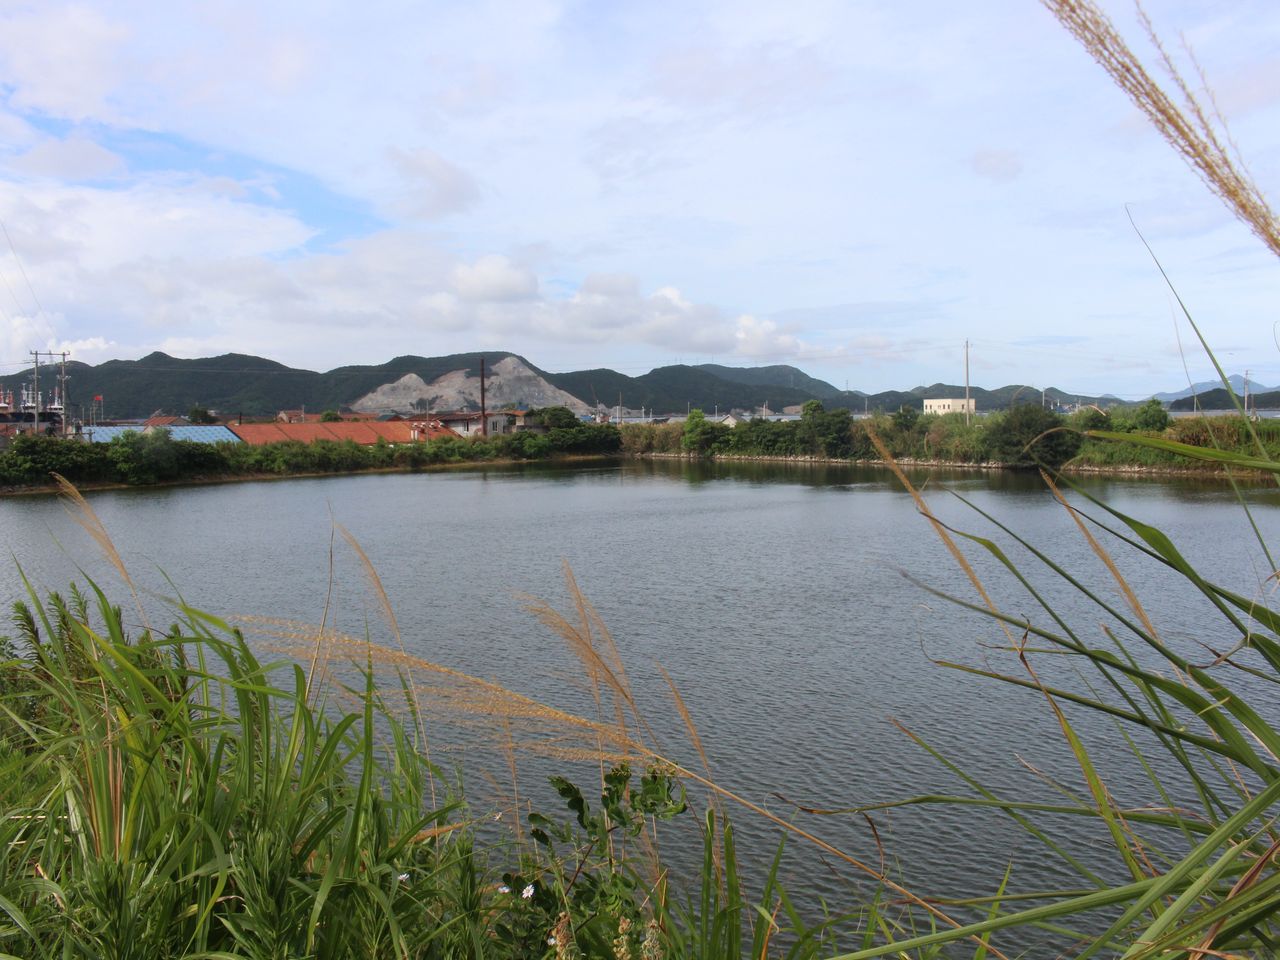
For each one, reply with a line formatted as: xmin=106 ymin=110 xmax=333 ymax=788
xmin=3 ymin=460 xmax=1277 ymax=942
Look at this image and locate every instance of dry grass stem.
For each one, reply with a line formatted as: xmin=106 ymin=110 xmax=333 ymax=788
xmin=867 ymin=429 xmax=1018 ymax=647
xmin=243 ymin=608 xmax=1003 ymax=954
xmin=334 ymin=521 xmax=435 ymax=803
xmin=1042 ymin=0 xmax=1280 ymax=257
xmin=53 ymin=473 xmax=149 ymax=633
xmin=1042 ymin=472 xmax=1162 ymax=643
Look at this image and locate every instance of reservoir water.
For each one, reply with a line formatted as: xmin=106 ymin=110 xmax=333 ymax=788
xmin=3 ymin=459 xmax=1278 ymax=945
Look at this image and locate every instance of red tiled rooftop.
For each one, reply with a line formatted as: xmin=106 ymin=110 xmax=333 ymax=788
xmin=227 ymin=421 xmax=457 ymax=446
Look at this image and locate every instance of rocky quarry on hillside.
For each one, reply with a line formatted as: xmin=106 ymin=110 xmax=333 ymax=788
xmin=351 ymin=356 xmax=591 ymax=416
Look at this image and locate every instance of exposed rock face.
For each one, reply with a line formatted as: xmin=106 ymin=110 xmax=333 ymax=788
xmin=352 ymin=357 xmax=591 ymax=415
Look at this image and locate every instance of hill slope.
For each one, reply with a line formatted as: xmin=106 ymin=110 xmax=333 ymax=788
xmin=0 ymin=350 xmax=1120 ymax=419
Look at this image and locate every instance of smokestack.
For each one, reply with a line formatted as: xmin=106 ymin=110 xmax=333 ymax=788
xmin=480 ymin=356 xmax=487 ymax=437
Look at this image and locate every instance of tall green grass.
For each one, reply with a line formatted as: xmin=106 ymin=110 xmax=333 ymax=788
xmin=830 ymin=428 xmax=1280 ymax=958
xmin=0 ymin=500 xmax=822 ymax=958
xmin=0 ymin=576 xmax=476 ymax=958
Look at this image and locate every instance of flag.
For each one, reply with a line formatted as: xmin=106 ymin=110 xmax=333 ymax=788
xmin=94 ymin=395 xmax=103 ymax=401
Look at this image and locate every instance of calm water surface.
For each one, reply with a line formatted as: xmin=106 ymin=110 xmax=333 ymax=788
xmin=3 ymin=460 xmax=1278 ymax=941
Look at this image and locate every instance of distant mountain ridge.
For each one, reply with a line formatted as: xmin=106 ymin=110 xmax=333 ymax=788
xmin=1151 ymin=375 xmax=1277 ymax=402
xmin=1168 ymin=388 xmax=1280 ymax=412
xmin=0 ymin=349 xmax=1243 ymax=420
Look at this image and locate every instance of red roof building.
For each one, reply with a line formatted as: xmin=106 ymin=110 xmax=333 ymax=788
xmin=227 ymin=421 xmax=457 ymax=446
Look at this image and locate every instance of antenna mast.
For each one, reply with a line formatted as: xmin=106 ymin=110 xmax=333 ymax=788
xmin=964 ymin=339 xmax=971 ymax=426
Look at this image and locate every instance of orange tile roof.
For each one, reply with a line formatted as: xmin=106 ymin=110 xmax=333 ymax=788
xmin=227 ymin=421 xmax=457 ymax=446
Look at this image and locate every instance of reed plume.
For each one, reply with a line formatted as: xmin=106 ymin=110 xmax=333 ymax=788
xmin=1042 ymin=0 xmax=1279 ymax=258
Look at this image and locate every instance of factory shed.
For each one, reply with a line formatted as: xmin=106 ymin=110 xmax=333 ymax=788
xmin=85 ymin=425 xmax=242 ymax=444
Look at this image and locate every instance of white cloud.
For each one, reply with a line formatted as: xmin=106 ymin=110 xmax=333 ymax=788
xmin=0 ymin=179 xmax=314 ymax=275
xmin=9 ymin=138 xmax=127 ymax=180
xmin=387 ymin=148 xmax=482 ymax=220
xmin=970 ymin=149 xmax=1023 ymax=183
xmin=48 ymin=335 xmax=119 ymax=363
xmin=649 ymin=42 xmax=830 ymax=116
xmin=732 ymin=314 xmax=803 ymax=359
xmin=0 ymin=312 xmax=58 ymax=365
xmin=0 ymin=4 xmax=129 ymax=121
xmin=453 ymin=254 xmax=538 ymax=301
xmin=0 ymin=0 xmax=1274 ymax=396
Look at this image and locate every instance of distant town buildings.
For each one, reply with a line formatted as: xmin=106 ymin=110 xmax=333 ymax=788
xmin=923 ymin=398 xmax=976 ymax=416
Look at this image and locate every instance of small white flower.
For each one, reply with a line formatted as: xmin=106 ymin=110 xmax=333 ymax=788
xmin=497 ymin=884 xmax=511 ymax=894
xmin=547 ymin=936 xmax=556 ymax=946
xmin=398 ymin=872 xmax=410 ymax=883
xmin=522 ymin=884 xmax=535 ymax=899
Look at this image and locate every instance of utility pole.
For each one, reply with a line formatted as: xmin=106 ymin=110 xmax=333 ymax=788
xmin=1244 ymin=369 xmax=1250 ymax=416
xmin=964 ymin=339 xmax=971 ymax=426
xmin=28 ymin=350 xmax=74 ymax=435
xmin=30 ymin=351 xmax=39 ymax=436
xmin=58 ymin=351 xmax=68 ymax=427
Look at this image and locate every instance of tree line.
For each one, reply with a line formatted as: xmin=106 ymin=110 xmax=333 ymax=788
xmin=621 ymin=398 xmax=1280 ymax=471
xmin=0 ymin=419 xmax=622 ymax=488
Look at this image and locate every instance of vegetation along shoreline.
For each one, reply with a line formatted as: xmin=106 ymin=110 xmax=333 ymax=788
xmin=3 ymin=404 xmax=1275 ymax=497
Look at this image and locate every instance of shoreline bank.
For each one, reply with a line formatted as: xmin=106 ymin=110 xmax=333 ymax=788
xmin=0 ymin=454 xmax=616 ymax=499
xmin=632 ymin=450 xmax=1270 ymax=482
xmin=5 ymin=450 xmax=1268 ymax=499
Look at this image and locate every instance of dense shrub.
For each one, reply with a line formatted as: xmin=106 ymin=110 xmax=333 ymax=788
xmin=1109 ymin=397 xmax=1171 ymax=433
xmin=982 ymin=404 xmax=1081 ymax=469
xmin=0 ymin=434 xmax=113 ymax=485
xmin=620 ymin=422 xmax=683 ymax=455
xmin=680 ymin=410 xmax=729 ymax=456
xmin=0 ymin=421 xmax=626 ymax=489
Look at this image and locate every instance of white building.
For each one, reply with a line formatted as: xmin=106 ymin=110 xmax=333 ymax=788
xmin=923 ymin=398 xmax=976 ymax=416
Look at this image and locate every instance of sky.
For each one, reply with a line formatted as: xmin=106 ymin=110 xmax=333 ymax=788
xmin=0 ymin=1 xmax=1277 ymax=400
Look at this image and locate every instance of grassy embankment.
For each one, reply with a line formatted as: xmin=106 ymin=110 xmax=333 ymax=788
xmin=622 ymin=406 xmax=1280 ymax=478
xmin=5 ymin=409 xmax=1274 ymax=499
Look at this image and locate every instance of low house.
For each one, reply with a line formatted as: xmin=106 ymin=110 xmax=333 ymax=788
xmin=434 ymin=411 xmax=518 ymax=437
xmin=275 ymin=409 xmax=381 ymax=424
xmin=923 ymin=398 xmax=976 ymax=415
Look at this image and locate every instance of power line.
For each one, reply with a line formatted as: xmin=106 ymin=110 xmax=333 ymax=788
xmin=0 ymin=219 xmax=46 ymax=321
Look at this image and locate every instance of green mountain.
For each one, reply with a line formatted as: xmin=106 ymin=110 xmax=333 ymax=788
xmin=693 ymin=363 xmax=842 ymax=399
xmin=854 ymin=383 xmax=1108 ymax=413
xmin=0 ymin=351 xmax=1116 ymax=420
xmin=0 ymin=352 xmax=530 ymax=420
xmin=1169 ymin=388 xmax=1280 ymax=412
xmin=2 ymin=353 xmax=321 ymax=420
xmin=541 ymin=364 xmax=821 ymax=414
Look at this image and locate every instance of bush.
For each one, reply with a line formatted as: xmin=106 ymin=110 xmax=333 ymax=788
xmin=680 ymin=410 xmax=728 ymax=457
xmin=983 ymin=404 xmax=1080 ymax=468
